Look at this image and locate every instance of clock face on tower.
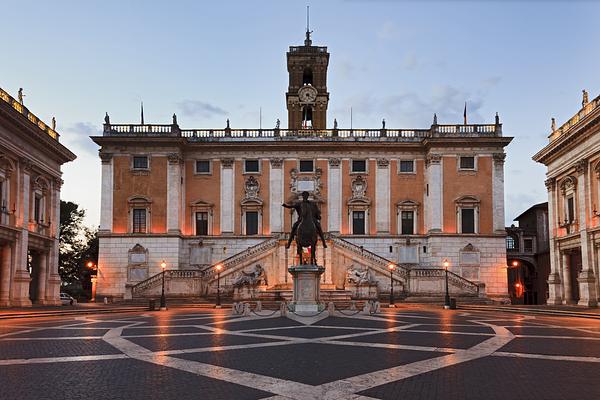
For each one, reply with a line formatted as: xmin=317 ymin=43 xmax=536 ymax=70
xmin=298 ymin=85 xmax=318 ymax=104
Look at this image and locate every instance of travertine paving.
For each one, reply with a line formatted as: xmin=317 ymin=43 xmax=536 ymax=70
xmin=0 ymin=307 xmax=599 ymax=399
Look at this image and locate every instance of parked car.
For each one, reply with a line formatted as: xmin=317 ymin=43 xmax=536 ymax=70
xmin=59 ymin=292 xmax=76 ymax=306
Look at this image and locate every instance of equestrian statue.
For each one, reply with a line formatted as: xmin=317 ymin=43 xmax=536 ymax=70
xmin=282 ymin=191 xmax=327 ymax=265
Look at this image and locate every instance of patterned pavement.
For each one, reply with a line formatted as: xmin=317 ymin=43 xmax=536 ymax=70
xmin=0 ymin=306 xmax=599 ymax=400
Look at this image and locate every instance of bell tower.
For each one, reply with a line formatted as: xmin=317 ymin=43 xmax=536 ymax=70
xmin=286 ymin=27 xmax=330 ymax=130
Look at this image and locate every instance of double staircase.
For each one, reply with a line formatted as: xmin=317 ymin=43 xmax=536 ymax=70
xmin=129 ymin=234 xmax=485 ymax=303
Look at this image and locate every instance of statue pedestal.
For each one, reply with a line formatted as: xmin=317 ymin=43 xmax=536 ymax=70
xmin=288 ymin=264 xmax=325 ymax=313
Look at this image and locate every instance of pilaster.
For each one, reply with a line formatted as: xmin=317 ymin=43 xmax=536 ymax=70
xmin=99 ymin=152 xmax=113 ymax=232
xmin=327 ymin=158 xmax=341 ymax=233
xmin=425 ymin=154 xmax=443 ymax=232
xmin=220 ymin=158 xmax=235 ymax=234
xmin=492 ymin=153 xmax=506 ymax=233
xmin=167 ymin=153 xmax=183 ymax=234
xmin=545 ymin=177 xmax=562 ymax=305
xmin=375 ymin=158 xmax=390 ymax=233
xmin=269 ymin=158 xmax=284 ymax=233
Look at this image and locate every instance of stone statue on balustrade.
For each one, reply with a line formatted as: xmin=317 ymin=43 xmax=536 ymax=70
xmin=282 ymin=191 xmax=327 ymax=264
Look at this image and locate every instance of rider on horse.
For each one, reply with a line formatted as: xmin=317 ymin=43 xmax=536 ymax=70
xmin=282 ymin=191 xmax=327 ymax=249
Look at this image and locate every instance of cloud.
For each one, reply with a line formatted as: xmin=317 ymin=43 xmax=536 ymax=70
xmin=376 ymin=21 xmax=399 ymax=41
xmin=62 ymin=122 xmax=101 ymax=155
xmin=400 ymin=52 xmax=419 ymax=70
xmin=177 ymin=100 xmax=228 ymax=118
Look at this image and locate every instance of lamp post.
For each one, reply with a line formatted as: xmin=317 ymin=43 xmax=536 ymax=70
xmin=160 ymin=260 xmax=167 ymax=311
xmin=388 ymin=263 xmax=395 ymax=308
xmin=87 ymin=261 xmax=97 ymax=302
xmin=443 ymin=259 xmax=451 ymax=309
xmin=215 ymin=264 xmax=222 ymax=308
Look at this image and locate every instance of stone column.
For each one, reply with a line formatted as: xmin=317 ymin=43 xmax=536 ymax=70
xmin=269 ymin=158 xmax=284 ymax=234
xmin=36 ymin=252 xmax=48 ymax=304
xmin=220 ymin=158 xmax=235 ymax=234
xmin=562 ymin=252 xmax=574 ymax=305
xmin=375 ymin=159 xmax=390 ymax=233
xmin=327 ymin=158 xmax=341 ymax=233
xmin=425 ymin=154 xmax=443 ymax=232
xmin=545 ymin=178 xmax=562 ymax=305
xmin=12 ymin=160 xmax=32 ymax=306
xmin=0 ymin=244 xmax=12 ymax=307
xmin=574 ymin=160 xmax=598 ymax=306
xmin=492 ymin=153 xmax=506 ymax=233
xmin=99 ymin=152 xmax=113 ymax=232
xmin=167 ymin=153 xmax=183 ymax=234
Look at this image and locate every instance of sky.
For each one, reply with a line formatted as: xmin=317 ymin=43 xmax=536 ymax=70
xmin=1 ymin=0 xmax=599 ymax=228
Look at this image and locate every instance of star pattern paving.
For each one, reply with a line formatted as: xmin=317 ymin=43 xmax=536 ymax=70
xmin=0 ymin=307 xmax=599 ymax=400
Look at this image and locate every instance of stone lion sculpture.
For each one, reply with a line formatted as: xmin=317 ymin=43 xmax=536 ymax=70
xmin=232 ymin=264 xmax=267 ymax=287
xmin=346 ymin=266 xmax=374 ymax=285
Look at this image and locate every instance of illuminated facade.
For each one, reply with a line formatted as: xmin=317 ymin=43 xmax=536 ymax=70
xmin=93 ymin=33 xmax=512 ymax=302
xmin=0 ymin=88 xmax=76 ymax=307
xmin=533 ymin=90 xmax=600 ymax=307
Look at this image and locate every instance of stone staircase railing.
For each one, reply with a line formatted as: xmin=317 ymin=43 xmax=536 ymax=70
xmin=330 ymin=236 xmax=409 ymax=281
xmin=409 ymin=268 xmax=480 ymax=296
xmin=131 ymin=270 xmax=203 ymax=296
xmin=203 ymin=237 xmax=280 ymax=281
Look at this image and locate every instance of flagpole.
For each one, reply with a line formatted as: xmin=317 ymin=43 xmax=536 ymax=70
xmin=350 ymin=107 xmax=353 ymax=130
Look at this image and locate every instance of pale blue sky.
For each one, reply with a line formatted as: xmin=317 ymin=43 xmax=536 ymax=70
xmin=1 ymin=0 xmax=598 ymax=227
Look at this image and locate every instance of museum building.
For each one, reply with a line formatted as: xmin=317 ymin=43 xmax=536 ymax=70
xmin=534 ymin=90 xmax=600 ymax=307
xmin=93 ymin=32 xmax=512 ymax=302
xmin=0 ymin=87 xmax=76 ymax=307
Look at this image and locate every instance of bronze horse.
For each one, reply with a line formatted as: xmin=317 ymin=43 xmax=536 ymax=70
xmin=295 ymin=197 xmax=319 ymax=265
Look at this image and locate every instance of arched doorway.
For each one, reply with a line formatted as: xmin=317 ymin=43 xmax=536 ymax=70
xmin=507 ymin=259 xmax=543 ymax=305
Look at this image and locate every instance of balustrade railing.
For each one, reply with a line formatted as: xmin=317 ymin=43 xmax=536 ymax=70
xmin=410 ymin=268 xmax=479 ymax=295
xmin=203 ymin=237 xmax=280 ymax=281
xmin=0 ymin=87 xmax=59 ymax=140
xmin=131 ymin=269 xmax=204 ymax=295
xmin=104 ymin=124 xmax=501 ymax=140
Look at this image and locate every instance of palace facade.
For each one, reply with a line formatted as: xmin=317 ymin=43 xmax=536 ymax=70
xmin=0 ymin=88 xmax=76 ymax=307
xmin=93 ymin=33 xmax=512 ymax=302
xmin=534 ymin=90 xmax=600 ymax=307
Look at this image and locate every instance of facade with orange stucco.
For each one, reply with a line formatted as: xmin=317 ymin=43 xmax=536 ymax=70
xmin=92 ymin=34 xmax=512 ymax=302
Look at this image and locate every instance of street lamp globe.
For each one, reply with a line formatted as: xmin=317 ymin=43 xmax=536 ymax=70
xmin=443 ymin=259 xmax=450 ymax=269
xmin=512 ymin=260 xmax=519 ymax=268
xmin=87 ymin=261 xmax=93 ymax=269
xmin=161 ymin=261 xmax=167 ymax=270
xmin=388 ymin=263 xmax=395 ymax=271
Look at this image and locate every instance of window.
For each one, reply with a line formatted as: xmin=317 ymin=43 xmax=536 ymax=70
xmin=401 ymin=211 xmax=414 ymax=235
xmin=399 ymin=160 xmax=414 ymax=173
xmin=352 ymin=211 xmax=365 ymax=235
xmin=299 ymin=160 xmax=314 ymax=173
xmin=352 ymin=159 xmax=367 ymax=173
xmin=506 ymin=236 xmax=516 ymax=250
xmin=459 ymin=156 xmax=475 ymax=170
xmin=195 ymin=160 xmax=211 ymax=174
xmin=567 ymin=196 xmax=575 ymax=222
xmin=132 ymin=209 xmax=147 ymax=233
xmin=34 ymin=195 xmax=42 ymax=223
xmin=245 ymin=211 xmax=259 ymax=235
xmin=461 ymin=208 xmax=475 ymax=234
xmin=195 ymin=212 xmax=208 ymax=235
xmin=133 ymin=156 xmax=149 ymax=170
xmin=244 ymin=159 xmax=260 ymax=173
xmin=524 ymin=239 xmax=533 ymax=253
xmin=302 ymin=68 xmax=313 ymax=85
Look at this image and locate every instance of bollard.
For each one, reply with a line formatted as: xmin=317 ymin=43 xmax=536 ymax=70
xmin=243 ymin=303 xmax=251 ymax=316
xmin=148 ymin=299 xmax=156 ymax=311
xmin=256 ymin=301 xmax=262 ymax=312
xmin=103 ymin=297 xmax=108 ymax=305
xmin=279 ymin=301 xmax=287 ymax=316
xmin=350 ymin=300 xmax=357 ymax=311
xmin=328 ymin=302 xmax=335 ymax=313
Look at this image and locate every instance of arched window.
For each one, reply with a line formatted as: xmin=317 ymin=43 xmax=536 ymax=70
xmin=302 ymin=68 xmax=313 ymax=85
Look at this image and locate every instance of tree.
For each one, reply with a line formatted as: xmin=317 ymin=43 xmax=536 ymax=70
xmin=59 ymin=201 xmax=98 ymax=297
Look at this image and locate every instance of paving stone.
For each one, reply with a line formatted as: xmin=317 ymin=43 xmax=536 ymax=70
xmin=127 ymin=333 xmax=284 ymax=352
xmin=9 ymin=328 xmax=110 ymax=338
xmin=499 ymin=337 xmax=600 ymax=357
xmin=210 ymin=317 xmax=303 ymax=331
xmin=0 ymin=358 xmax=272 ymax=400
xmin=244 ymin=327 xmax=371 ymax=339
xmin=348 ymin=330 xmax=489 ymax=349
xmin=174 ymin=342 xmax=442 ymax=385
xmin=404 ymin=324 xmax=495 ymax=334
xmin=317 ymin=317 xmax=405 ymax=329
xmin=507 ymin=326 xmax=600 ymax=337
xmin=0 ymin=339 xmax=122 ymax=360
xmin=122 ymin=326 xmax=210 ymax=336
xmin=359 ymin=356 xmax=600 ymax=400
